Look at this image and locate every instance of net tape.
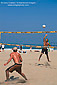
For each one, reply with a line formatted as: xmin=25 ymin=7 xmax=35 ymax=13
xmin=0 ymin=43 xmax=57 ymax=48
xmin=0 ymin=31 xmax=57 ymax=34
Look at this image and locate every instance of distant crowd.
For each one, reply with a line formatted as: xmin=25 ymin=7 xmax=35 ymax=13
xmin=0 ymin=44 xmax=5 ymax=52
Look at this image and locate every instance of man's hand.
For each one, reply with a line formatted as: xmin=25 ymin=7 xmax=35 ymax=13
xmin=45 ymin=34 xmax=47 ymax=36
xmin=4 ymin=63 xmax=7 ymax=66
xmin=4 ymin=56 xmax=12 ymax=66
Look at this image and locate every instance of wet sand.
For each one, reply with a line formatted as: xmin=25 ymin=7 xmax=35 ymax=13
xmin=0 ymin=50 xmax=57 ymax=85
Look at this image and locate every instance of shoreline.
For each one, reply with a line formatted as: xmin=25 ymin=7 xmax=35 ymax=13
xmin=1 ymin=48 xmax=54 ymax=50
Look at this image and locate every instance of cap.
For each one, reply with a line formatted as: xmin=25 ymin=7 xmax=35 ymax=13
xmin=13 ymin=47 xmax=17 ymax=50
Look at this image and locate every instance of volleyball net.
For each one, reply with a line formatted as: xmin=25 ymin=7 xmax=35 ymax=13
xmin=0 ymin=31 xmax=57 ymax=34
xmin=0 ymin=30 xmax=57 ymax=48
xmin=0 ymin=43 xmax=57 ymax=48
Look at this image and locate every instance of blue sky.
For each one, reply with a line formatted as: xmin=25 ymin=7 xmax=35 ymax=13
xmin=0 ymin=0 xmax=57 ymax=45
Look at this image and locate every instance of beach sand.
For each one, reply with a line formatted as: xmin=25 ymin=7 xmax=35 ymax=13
xmin=0 ymin=50 xmax=57 ymax=85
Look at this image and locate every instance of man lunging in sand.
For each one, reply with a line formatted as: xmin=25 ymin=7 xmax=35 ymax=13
xmin=38 ymin=34 xmax=51 ymax=62
xmin=4 ymin=47 xmax=27 ymax=81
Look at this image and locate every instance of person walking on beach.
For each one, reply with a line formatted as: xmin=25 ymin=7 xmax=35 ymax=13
xmin=0 ymin=44 xmax=1 ymax=52
xmin=2 ymin=44 xmax=5 ymax=51
xmin=30 ymin=46 xmax=32 ymax=52
xmin=19 ymin=45 xmax=22 ymax=53
xmin=38 ymin=34 xmax=51 ymax=62
xmin=4 ymin=47 xmax=27 ymax=81
xmin=20 ymin=45 xmax=22 ymax=50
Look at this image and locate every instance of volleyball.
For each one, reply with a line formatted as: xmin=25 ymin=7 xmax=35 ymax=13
xmin=42 ymin=25 xmax=46 ymax=28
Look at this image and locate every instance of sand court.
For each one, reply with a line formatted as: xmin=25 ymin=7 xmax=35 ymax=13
xmin=0 ymin=50 xmax=57 ymax=85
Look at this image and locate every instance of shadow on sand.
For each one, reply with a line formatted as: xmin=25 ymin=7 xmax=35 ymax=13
xmin=9 ymin=76 xmax=26 ymax=83
xmin=37 ymin=62 xmax=56 ymax=69
xmin=0 ymin=76 xmax=26 ymax=84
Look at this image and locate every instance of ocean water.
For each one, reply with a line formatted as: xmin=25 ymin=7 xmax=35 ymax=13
xmin=3 ymin=44 xmax=57 ymax=50
xmin=5 ymin=44 xmax=41 ymax=49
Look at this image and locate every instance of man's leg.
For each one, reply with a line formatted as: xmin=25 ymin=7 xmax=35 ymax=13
xmin=16 ymin=66 xmax=27 ymax=80
xmin=38 ymin=53 xmax=43 ymax=61
xmin=38 ymin=48 xmax=44 ymax=61
xmin=45 ymin=49 xmax=51 ymax=62
xmin=6 ymin=70 xmax=9 ymax=80
xmin=46 ymin=54 xmax=50 ymax=62
xmin=5 ymin=64 xmax=16 ymax=80
xmin=20 ymin=73 xmax=27 ymax=80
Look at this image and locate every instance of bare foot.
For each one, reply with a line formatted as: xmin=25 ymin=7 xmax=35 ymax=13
xmin=48 ymin=60 xmax=51 ymax=62
xmin=38 ymin=59 xmax=40 ymax=61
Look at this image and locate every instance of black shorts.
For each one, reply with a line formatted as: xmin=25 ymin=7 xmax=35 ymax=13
xmin=41 ymin=48 xmax=48 ymax=55
xmin=6 ymin=63 xmax=22 ymax=73
xmin=2 ymin=48 xmax=4 ymax=50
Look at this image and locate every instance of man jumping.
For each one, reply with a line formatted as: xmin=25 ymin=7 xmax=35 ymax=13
xmin=4 ymin=47 xmax=27 ymax=81
xmin=38 ymin=34 xmax=51 ymax=62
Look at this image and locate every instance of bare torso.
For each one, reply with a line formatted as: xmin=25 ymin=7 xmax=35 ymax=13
xmin=43 ymin=41 xmax=49 ymax=49
xmin=44 ymin=41 xmax=49 ymax=46
xmin=10 ymin=52 xmax=22 ymax=64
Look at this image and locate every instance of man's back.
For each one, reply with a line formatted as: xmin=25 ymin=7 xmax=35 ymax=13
xmin=10 ymin=52 xmax=22 ymax=64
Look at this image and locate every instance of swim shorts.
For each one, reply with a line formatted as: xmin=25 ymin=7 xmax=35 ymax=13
xmin=41 ymin=48 xmax=48 ymax=55
xmin=2 ymin=48 xmax=4 ymax=50
xmin=6 ymin=63 xmax=22 ymax=73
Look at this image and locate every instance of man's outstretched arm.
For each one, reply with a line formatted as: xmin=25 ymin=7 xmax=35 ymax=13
xmin=43 ymin=34 xmax=47 ymax=41
xmin=4 ymin=56 xmax=12 ymax=66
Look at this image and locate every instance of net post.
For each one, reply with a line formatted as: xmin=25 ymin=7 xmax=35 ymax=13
xmin=0 ymin=33 xmax=1 ymax=40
